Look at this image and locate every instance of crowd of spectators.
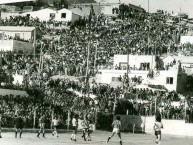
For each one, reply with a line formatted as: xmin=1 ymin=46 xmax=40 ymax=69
xmin=0 ymin=6 xmax=192 ymax=127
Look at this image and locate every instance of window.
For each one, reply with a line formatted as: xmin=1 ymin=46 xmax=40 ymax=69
xmin=50 ymin=13 xmax=55 ymax=19
xmin=15 ymin=33 xmax=20 ymax=40
xmin=112 ymin=77 xmax=119 ymax=82
xmin=166 ymin=77 xmax=173 ymax=84
xmin=119 ymin=62 xmax=128 ymax=70
xmin=61 ymin=13 xmax=66 ymax=18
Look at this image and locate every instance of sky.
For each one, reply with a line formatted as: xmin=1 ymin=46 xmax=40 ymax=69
xmin=95 ymin=0 xmax=193 ymax=18
xmin=0 ymin=0 xmax=36 ymax=4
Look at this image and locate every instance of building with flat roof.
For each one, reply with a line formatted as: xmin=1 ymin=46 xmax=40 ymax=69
xmin=96 ymin=54 xmax=187 ymax=92
xmin=69 ymin=2 xmax=145 ymax=16
xmin=22 ymin=8 xmax=82 ymax=23
xmin=162 ymin=55 xmax=193 ymax=75
xmin=0 ymin=26 xmax=42 ymax=41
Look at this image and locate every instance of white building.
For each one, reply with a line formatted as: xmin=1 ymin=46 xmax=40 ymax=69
xmin=181 ymin=36 xmax=193 ymax=44
xmin=22 ymin=8 xmax=81 ymax=23
xmin=23 ymin=8 xmax=57 ymax=21
xmin=69 ymin=1 xmax=144 ymax=16
xmin=70 ymin=7 xmax=91 ymax=18
xmin=0 ymin=12 xmax=21 ymax=19
xmin=162 ymin=55 xmax=193 ymax=75
xmin=55 ymin=8 xmax=81 ymax=23
xmin=96 ymin=55 xmax=187 ymax=92
xmin=99 ymin=2 xmax=120 ymax=16
xmin=0 ymin=26 xmax=42 ymax=41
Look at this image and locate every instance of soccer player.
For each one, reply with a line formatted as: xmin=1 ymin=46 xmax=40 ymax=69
xmin=154 ymin=115 xmax=163 ymax=145
xmin=52 ymin=115 xmax=59 ymax=137
xmin=37 ymin=114 xmax=46 ymax=138
xmin=70 ymin=114 xmax=78 ymax=142
xmin=81 ymin=115 xmax=90 ymax=141
xmin=14 ymin=114 xmax=24 ymax=138
xmin=106 ymin=116 xmax=122 ymax=145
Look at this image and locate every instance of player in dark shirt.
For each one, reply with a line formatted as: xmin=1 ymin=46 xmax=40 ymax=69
xmin=37 ymin=114 xmax=46 ymax=138
xmin=14 ymin=114 xmax=24 ymax=138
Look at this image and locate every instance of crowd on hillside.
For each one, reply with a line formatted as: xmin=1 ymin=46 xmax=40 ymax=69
xmin=0 ymin=7 xmax=192 ymax=127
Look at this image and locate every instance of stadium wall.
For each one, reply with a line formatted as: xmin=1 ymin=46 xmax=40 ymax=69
xmin=119 ymin=115 xmax=193 ymax=136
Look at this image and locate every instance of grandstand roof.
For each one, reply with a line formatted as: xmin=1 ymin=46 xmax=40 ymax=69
xmin=0 ymin=89 xmax=28 ymax=96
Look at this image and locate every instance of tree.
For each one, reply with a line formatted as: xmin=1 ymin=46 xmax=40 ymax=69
xmin=186 ymin=75 xmax=193 ymax=92
xmin=34 ymin=0 xmax=48 ymax=8
xmin=61 ymin=0 xmax=68 ymax=8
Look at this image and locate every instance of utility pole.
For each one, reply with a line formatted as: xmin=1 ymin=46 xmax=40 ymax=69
xmin=33 ymin=27 xmax=36 ymax=60
xmin=94 ymin=34 xmax=100 ymax=73
xmin=126 ymin=39 xmax=130 ymax=77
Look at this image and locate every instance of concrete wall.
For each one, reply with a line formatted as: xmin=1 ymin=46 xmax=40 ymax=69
xmin=0 ymin=40 xmax=13 ymax=51
xmin=71 ymin=13 xmax=81 ymax=23
xmin=181 ymin=36 xmax=193 ymax=44
xmin=119 ymin=115 xmax=193 ymax=136
xmin=0 ymin=40 xmax=33 ymax=53
xmin=100 ymin=5 xmax=113 ymax=15
xmin=98 ymin=70 xmax=149 ymax=84
xmin=97 ymin=69 xmax=179 ymax=91
xmin=114 ymin=55 xmax=156 ymax=70
xmin=13 ymin=40 xmax=33 ymax=53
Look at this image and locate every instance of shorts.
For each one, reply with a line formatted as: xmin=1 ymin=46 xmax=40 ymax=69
xmin=72 ymin=126 xmax=77 ymax=131
xmin=82 ymin=128 xmax=89 ymax=132
xmin=39 ymin=123 xmax=45 ymax=128
xmin=113 ymin=128 xmax=120 ymax=134
xmin=15 ymin=125 xmax=23 ymax=129
xmin=155 ymin=131 xmax=161 ymax=136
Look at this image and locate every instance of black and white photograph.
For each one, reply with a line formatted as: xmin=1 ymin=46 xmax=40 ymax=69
xmin=0 ymin=0 xmax=193 ymax=145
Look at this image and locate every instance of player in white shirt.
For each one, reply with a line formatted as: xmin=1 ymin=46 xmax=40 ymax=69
xmin=70 ymin=114 xmax=79 ymax=142
xmin=154 ymin=115 xmax=163 ymax=145
xmin=106 ymin=116 xmax=122 ymax=145
xmin=52 ymin=116 xmax=60 ymax=137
